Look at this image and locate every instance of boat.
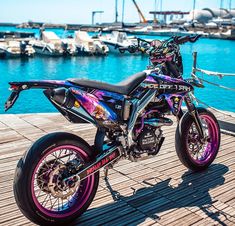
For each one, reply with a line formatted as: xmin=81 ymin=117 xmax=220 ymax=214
xmin=99 ymin=31 xmax=138 ymax=54
xmin=209 ymin=29 xmax=235 ymax=40
xmin=31 ymin=31 xmax=75 ymax=56
xmin=0 ymin=31 xmax=35 ymax=40
xmin=74 ymin=31 xmax=109 ymax=56
xmin=61 ymin=38 xmax=78 ymax=56
xmin=0 ymin=40 xmax=35 ymax=58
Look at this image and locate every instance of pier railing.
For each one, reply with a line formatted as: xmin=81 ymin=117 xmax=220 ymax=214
xmin=191 ymin=52 xmax=235 ymax=117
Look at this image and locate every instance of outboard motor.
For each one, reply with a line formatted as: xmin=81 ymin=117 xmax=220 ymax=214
xmin=61 ymin=42 xmax=68 ymax=55
xmin=20 ymin=41 xmax=27 ymax=55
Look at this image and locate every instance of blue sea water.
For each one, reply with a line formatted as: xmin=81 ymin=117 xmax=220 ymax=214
xmin=0 ymin=27 xmax=235 ymax=114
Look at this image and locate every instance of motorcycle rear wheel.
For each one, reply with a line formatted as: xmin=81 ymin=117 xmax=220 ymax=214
xmin=14 ymin=132 xmax=99 ymax=226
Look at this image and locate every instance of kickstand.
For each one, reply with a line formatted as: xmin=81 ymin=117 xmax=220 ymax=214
xmin=104 ymin=168 xmax=109 ymax=180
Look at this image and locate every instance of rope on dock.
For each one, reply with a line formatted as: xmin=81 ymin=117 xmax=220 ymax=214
xmin=195 ymin=76 xmax=235 ymax=92
xmin=194 ymin=97 xmax=235 ymax=118
xmin=195 ymin=68 xmax=235 ymax=78
xmin=190 ymin=52 xmax=235 ymax=118
xmin=192 ymin=52 xmax=235 ymax=78
xmin=191 ymin=71 xmax=235 ymax=92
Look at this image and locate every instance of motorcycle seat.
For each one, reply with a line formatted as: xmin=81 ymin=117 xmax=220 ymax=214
xmin=67 ymin=72 xmax=146 ymax=95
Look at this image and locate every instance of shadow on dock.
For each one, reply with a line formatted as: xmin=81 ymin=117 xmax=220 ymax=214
xmin=72 ymin=164 xmax=234 ymax=226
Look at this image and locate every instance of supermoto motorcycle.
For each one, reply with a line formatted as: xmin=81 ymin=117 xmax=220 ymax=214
xmin=5 ymin=35 xmax=220 ymax=225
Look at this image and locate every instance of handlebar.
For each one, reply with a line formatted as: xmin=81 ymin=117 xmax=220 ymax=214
xmin=174 ymin=34 xmax=202 ymax=45
xmin=118 ymin=34 xmax=202 ymax=54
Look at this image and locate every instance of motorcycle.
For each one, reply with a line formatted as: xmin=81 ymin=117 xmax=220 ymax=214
xmin=5 ymin=35 xmax=220 ymax=225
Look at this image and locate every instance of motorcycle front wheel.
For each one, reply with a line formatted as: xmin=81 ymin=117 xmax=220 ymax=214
xmin=14 ymin=132 xmax=99 ymax=226
xmin=175 ymin=107 xmax=220 ymax=171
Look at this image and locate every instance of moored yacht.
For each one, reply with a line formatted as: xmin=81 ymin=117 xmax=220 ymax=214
xmin=99 ymin=31 xmax=138 ymax=54
xmin=0 ymin=40 xmax=35 ymax=58
xmin=74 ymin=31 xmax=109 ymax=56
xmin=31 ymin=31 xmax=76 ymax=56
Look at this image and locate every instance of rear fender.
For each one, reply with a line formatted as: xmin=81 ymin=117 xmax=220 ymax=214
xmin=5 ymin=80 xmax=73 ymax=111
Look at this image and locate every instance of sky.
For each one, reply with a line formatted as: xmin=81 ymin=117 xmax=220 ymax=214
xmin=0 ymin=0 xmax=234 ymax=24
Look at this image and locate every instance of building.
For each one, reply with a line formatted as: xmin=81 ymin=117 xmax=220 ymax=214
xmin=188 ymin=8 xmax=235 ymax=23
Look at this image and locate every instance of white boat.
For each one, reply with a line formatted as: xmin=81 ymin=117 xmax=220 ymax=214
xmin=0 ymin=40 xmax=35 ymax=58
xmin=210 ymin=29 xmax=235 ymax=40
xmin=61 ymin=38 xmax=78 ymax=56
xmin=0 ymin=45 xmax=6 ymax=57
xmin=31 ymin=31 xmax=74 ymax=56
xmin=99 ymin=31 xmax=138 ymax=54
xmin=74 ymin=31 xmax=109 ymax=56
xmin=130 ymin=26 xmax=209 ymax=37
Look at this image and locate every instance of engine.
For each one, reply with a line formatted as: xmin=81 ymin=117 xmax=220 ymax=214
xmin=130 ymin=125 xmax=164 ymax=161
xmin=138 ymin=126 xmax=158 ymax=152
xmin=128 ymin=108 xmax=173 ymax=161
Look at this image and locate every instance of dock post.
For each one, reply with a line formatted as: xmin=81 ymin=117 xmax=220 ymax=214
xmin=192 ymin=51 xmax=197 ymax=75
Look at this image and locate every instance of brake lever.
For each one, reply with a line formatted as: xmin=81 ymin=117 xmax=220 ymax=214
xmin=189 ymin=35 xmax=202 ymax=43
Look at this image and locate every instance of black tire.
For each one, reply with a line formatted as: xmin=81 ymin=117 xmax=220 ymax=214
xmin=14 ymin=132 xmax=99 ymax=226
xmin=119 ymin=48 xmax=125 ymax=54
xmin=175 ymin=108 xmax=220 ymax=171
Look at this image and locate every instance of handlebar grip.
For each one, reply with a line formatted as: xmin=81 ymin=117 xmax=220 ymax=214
xmin=189 ymin=34 xmax=202 ymax=43
xmin=175 ymin=35 xmax=201 ymax=45
xmin=175 ymin=36 xmax=190 ymax=44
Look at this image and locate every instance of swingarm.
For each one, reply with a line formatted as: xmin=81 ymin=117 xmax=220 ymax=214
xmin=63 ymin=145 xmax=122 ymax=186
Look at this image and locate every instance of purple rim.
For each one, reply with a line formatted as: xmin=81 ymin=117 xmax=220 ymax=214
xmin=186 ymin=114 xmax=219 ymax=165
xmin=31 ymin=145 xmax=95 ymax=218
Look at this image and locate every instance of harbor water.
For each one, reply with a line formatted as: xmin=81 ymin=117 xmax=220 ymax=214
xmin=0 ymin=27 xmax=235 ymax=114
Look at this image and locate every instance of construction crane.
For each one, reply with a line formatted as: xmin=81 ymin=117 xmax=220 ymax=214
xmin=91 ymin=11 xmax=104 ymax=25
xmin=132 ymin=0 xmax=147 ymax=23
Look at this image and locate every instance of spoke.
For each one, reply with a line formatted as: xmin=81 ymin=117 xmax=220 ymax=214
xmin=41 ymin=194 xmax=49 ymax=207
xmin=196 ymin=149 xmax=199 ymax=160
xmin=57 ymin=198 xmax=60 ymax=211
xmin=42 ymin=159 xmax=51 ymax=170
xmin=49 ymin=195 xmax=53 ymax=209
xmin=33 ymin=147 xmax=85 ymax=212
xmin=61 ymin=197 xmax=64 ymax=209
xmin=50 ymin=197 xmax=59 ymax=210
xmin=36 ymin=188 xmax=42 ymax=197
xmin=68 ymin=150 xmax=71 ymax=162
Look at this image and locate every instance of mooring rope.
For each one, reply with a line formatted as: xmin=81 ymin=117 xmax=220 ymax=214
xmin=198 ymin=77 xmax=235 ymax=92
xmin=194 ymin=97 xmax=235 ymax=118
xmin=189 ymin=54 xmax=235 ymax=119
xmin=195 ymin=68 xmax=235 ymax=78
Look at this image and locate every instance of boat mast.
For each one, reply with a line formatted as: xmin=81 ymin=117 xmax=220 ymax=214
xmin=192 ymin=0 xmax=196 ymax=21
xmin=160 ymin=0 xmax=162 ymax=22
xmin=122 ymin=0 xmax=125 ymax=24
xmin=115 ymin=0 xmax=118 ymax=23
xmin=220 ymin=0 xmax=223 ymax=17
xmin=153 ymin=0 xmax=157 ymax=23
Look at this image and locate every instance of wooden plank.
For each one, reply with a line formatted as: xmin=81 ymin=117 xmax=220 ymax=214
xmin=0 ymin=111 xmax=234 ymax=226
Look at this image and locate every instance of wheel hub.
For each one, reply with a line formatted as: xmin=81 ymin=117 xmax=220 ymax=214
xmin=37 ymin=161 xmax=80 ymax=199
xmin=47 ymin=164 xmax=80 ymax=199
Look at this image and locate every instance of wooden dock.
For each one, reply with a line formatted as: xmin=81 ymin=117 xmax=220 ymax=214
xmin=0 ymin=109 xmax=235 ymax=226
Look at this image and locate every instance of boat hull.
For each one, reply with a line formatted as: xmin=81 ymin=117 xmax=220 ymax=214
xmin=33 ymin=45 xmax=64 ymax=56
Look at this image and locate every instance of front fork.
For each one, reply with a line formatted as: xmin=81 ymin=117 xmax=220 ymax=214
xmin=184 ymin=94 xmax=205 ymax=139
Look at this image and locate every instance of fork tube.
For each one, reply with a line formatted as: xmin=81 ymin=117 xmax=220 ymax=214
xmin=184 ymin=94 xmax=204 ymax=138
